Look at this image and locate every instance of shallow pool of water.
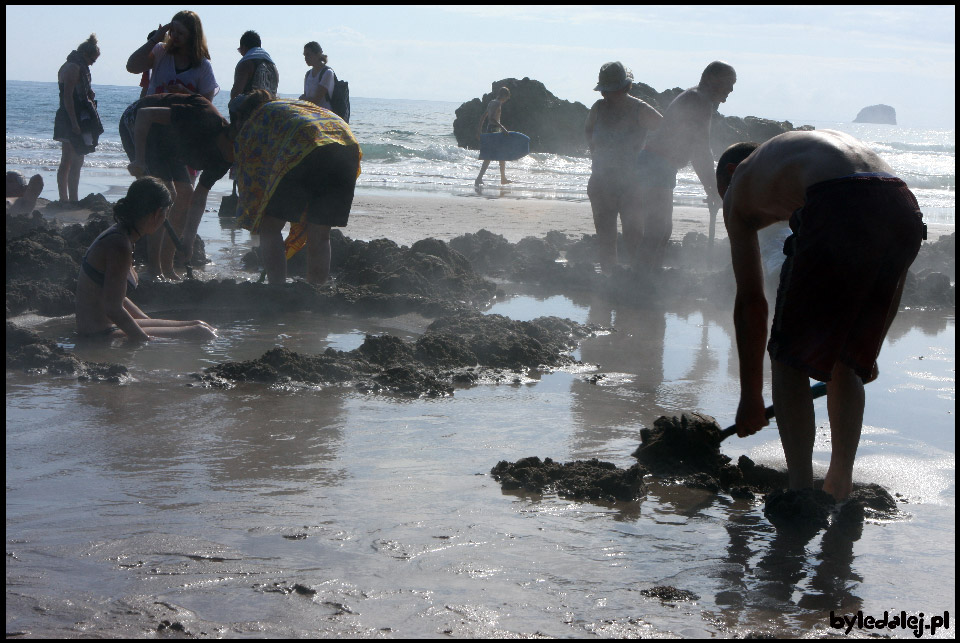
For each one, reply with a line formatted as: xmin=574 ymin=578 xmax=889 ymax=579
xmin=6 ymin=284 xmax=955 ymax=638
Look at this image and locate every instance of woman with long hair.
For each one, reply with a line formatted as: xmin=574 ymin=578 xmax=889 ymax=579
xmin=126 ymin=10 xmax=218 ymax=100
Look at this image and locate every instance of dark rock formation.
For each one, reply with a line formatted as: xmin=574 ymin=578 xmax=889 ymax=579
xmin=853 ymin=104 xmax=897 ymax=125
xmin=453 ymin=77 xmax=590 ymax=156
xmin=453 ymin=78 xmax=815 ymax=158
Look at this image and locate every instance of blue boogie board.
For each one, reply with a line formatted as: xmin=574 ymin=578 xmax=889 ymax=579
xmin=479 ymin=132 xmax=530 ymax=161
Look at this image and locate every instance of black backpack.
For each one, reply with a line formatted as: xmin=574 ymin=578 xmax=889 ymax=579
xmin=322 ymin=68 xmax=350 ymax=123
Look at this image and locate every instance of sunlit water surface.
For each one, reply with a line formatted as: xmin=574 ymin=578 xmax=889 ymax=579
xmin=7 ymin=275 xmax=954 ymax=637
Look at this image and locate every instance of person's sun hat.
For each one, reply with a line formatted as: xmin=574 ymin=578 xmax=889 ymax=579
xmin=594 ymin=61 xmax=633 ymax=92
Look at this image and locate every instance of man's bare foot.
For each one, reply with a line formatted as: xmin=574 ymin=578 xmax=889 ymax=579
xmin=500 ymin=178 xmax=513 ymax=185
xmin=822 ymin=475 xmax=852 ymax=502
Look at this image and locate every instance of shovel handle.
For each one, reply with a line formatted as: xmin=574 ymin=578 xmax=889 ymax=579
xmin=719 ymin=382 xmax=828 ymax=442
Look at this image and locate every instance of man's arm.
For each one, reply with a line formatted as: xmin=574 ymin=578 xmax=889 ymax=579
xmin=584 ymin=103 xmax=599 ymax=155
xmin=489 ymin=102 xmax=508 ymax=133
xmin=61 ymin=64 xmax=82 ymax=134
xmin=127 ymin=26 xmax=165 ymax=74
xmin=103 ymin=244 xmax=150 ymax=341
xmin=726 ymin=199 xmax=770 ymax=436
xmin=231 ymin=60 xmax=253 ymax=99
xmin=689 ymin=100 xmax=721 ymax=209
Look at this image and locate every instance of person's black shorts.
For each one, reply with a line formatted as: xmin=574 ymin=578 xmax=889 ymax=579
xmin=264 ymin=144 xmax=360 ymax=227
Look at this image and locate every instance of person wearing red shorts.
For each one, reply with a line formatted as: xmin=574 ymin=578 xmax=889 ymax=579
xmin=716 ymin=130 xmax=925 ymax=500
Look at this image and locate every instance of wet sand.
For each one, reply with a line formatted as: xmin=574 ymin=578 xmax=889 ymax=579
xmin=32 ymin=190 xmax=954 ymax=248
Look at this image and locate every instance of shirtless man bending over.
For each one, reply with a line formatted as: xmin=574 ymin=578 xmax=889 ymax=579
xmin=717 ymin=130 xmax=925 ymax=500
xmin=635 ymin=61 xmax=736 ymax=270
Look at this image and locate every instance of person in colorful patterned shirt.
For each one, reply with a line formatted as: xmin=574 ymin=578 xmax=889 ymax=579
xmin=230 ymin=90 xmax=362 ymax=285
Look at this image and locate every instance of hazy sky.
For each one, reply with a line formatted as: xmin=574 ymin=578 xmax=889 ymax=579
xmin=5 ymin=5 xmax=956 ymax=128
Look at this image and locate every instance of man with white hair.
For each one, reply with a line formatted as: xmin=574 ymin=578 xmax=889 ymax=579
xmin=634 ymin=61 xmax=736 ymax=270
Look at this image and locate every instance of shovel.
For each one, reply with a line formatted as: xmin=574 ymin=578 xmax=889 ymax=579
xmin=218 ymin=180 xmax=239 ymax=218
xmin=719 ymin=382 xmax=828 ymax=442
xmin=163 ymin=218 xmax=194 ymax=280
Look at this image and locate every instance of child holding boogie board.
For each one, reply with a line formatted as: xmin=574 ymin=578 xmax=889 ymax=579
xmin=475 ymin=86 xmax=528 ymax=186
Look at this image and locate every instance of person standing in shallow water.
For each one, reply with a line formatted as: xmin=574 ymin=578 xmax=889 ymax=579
xmin=54 ymin=34 xmax=104 ymax=204
xmin=717 ymin=130 xmax=925 ymax=501
xmin=584 ymin=62 xmax=662 ymax=273
xmin=75 ymin=177 xmax=217 ymax=341
xmin=634 ymin=61 xmax=736 ymax=271
xmin=475 ymin=86 xmax=513 ymax=186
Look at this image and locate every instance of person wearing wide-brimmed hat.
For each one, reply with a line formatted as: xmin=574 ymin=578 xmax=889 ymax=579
xmin=584 ymin=62 xmax=662 ymax=272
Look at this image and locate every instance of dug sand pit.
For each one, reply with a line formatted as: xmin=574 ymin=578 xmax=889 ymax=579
xmin=490 ymin=456 xmax=647 ymax=502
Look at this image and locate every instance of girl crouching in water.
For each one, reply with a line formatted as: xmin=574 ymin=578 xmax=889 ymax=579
xmin=76 ymin=177 xmax=217 ymax=341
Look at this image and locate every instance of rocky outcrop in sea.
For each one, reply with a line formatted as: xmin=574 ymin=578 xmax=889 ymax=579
xmin=853 ymin=104 xmax=897 ymax=125
xmin=453 ymin=77 xmax=815 ymax=159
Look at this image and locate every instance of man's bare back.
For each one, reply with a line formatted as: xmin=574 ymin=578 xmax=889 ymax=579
xmin=722 ymin=130 xmax=894 ymax=232
xmin=642 ymin=87 xmax=714 ymax=169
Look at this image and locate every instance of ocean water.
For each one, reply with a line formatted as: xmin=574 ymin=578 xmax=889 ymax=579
xmin=5 ymin=79 xmax=956 ymax=637
xmin=5 ymin=79 xmax=956 ymax=225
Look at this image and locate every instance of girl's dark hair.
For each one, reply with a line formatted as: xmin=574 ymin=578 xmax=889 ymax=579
xmin=77 ymin=34 xmax=99 ymax=60
xmin=304 ymin=41 xmax=328 ymax=64
xmin=114 ymin=177 xmax=172 ymax=232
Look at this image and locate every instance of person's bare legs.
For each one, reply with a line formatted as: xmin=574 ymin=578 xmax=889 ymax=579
xmin=475 ymin=160 xmax=491 ymax=186
xmin=619 ymin=183 xmax=644 ymax=270
xmin=821 ymin=362 xmax=864 ymax=501
xmin=771 ymin=359 xmax=817 ymax=492
xmin=259 ymin=215 xmax=288 ymax=285
xmin=159 ymin=181 xmax=193 ymax=279
xmin=306 ymin=223 xmax=332 ymax=285
xmin=8 ymin=175 xmax=44 ymax=215
xmin=179 ymin=184 xmax=210 ymax=267
xmin=498 ymin=161 xmax=511 ymax=185
xmin=634 ymin=185 xmax=673 ymax=271
xmin=588 ymin=177 xmax=619 ymax=273
xmin=57 ymin=142 xmax=83 ymax=203
xmin=137 ymin=318 xmax=218 ymax=339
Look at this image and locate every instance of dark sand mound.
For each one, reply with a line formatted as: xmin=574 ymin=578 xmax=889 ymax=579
xmin=6 ymin=321 xmax=128 ymax=382
xmin=490 ymin=456 xmax=647 ymax=502
xmin=195 ymin=311 xmax=598 ymax=397
xmin=486 ymin=409 xmax=908 ymax=523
